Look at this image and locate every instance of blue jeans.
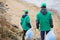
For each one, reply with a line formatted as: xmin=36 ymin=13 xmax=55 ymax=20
xmin=40 ymin=31 xmax=50 ymax=40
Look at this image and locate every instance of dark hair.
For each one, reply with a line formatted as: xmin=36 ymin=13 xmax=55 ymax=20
xmin=25 ymin=12 xmax=28 ymax=14
xmin=41 ymin=6 xmax=46 ymax=8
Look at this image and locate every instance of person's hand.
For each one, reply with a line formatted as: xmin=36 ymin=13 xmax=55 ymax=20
xmin=50 ymin=25 xmax=53 ymax=28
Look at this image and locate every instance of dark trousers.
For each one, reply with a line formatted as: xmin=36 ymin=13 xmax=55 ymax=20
xmin=22 ymin=30 xmax=27 ymax=40
xmin=40 ymin=31 xmax=50 ymax=40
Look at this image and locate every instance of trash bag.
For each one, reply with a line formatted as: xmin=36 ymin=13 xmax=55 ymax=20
xmin=45 ymin=30 xmax=56 ymax=40
xmin=25 ymin=28 xmax=34 ymax=40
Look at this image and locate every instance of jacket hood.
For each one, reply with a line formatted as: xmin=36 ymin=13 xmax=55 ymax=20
xmin=40 ymin=8 xmax=47 ymax=15
xmin=22 ymin=14 xmax=27 ymax=18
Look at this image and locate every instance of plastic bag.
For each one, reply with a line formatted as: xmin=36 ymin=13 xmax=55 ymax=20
xmin=25 ymin=28 xmax=34 ymax=40
xmin=45 ymin=30 xmax=56 ymax=40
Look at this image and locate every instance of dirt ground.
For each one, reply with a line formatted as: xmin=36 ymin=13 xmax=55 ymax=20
xmin=0 ymin=0 xmax=60 ymax=40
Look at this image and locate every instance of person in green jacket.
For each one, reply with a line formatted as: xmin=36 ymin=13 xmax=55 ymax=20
xmin=36 ymin=3 xmax=53 ymax=40
xmin=20 ymin=9 xmax=31 ymax=40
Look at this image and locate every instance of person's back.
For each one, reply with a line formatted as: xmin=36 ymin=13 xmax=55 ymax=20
xmin=36 ymin=10 xmax=52 ymax=31
xmin=21 ymin=14 xmax=30 ymax=30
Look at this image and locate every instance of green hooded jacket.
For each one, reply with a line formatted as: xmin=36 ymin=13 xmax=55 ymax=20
xmin=21 ymin=15 xmax=30 ymax=30
xmin=36 ymin=11 xmax=52 ymax=31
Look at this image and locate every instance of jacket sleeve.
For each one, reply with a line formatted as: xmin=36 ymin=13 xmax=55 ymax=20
xmin=50 ymin=13 xmax=53 ymax=28
xmin=26 ymin=16 xmax=31 ymax=28
xmin=27 ymin=23 xmax=31 ymax=28
xmin=50 ymin=18 xmax=53 ymax=28
xmin=36 ymin=20 xmax=39 ymax=29
xmin=36 ymin=13 xmax=40 ymax=29
xmin=20 ymin=17 xmax=23 ymax=26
